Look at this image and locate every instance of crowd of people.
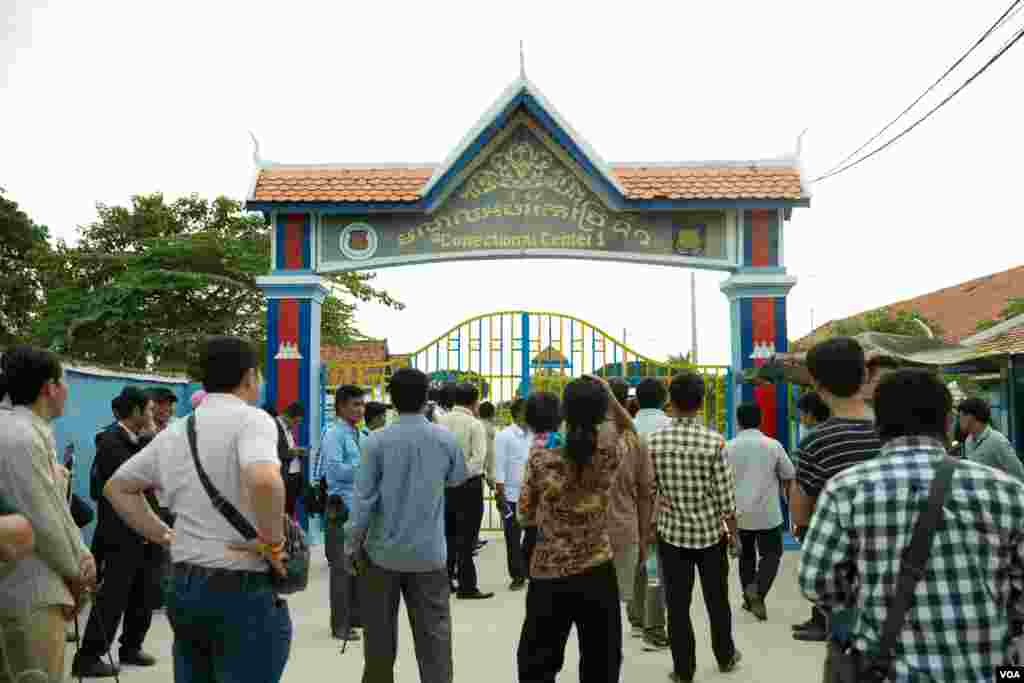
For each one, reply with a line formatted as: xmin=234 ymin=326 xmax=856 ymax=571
xmin=1 ymin=333 xmax=1024 ymax=682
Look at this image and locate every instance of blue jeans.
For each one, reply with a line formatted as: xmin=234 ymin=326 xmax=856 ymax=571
xmin=165 ymin=567 xmax=292 ymax=683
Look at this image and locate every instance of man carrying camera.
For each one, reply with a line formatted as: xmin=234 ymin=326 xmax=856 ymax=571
xmin=320 ymin=385 xmax=367 ymax=641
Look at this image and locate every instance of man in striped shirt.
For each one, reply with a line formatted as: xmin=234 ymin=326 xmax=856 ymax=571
xmin=790 ymin=337 xmax=881 ymax=642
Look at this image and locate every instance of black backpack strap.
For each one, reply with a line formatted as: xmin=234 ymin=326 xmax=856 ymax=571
xmin=186 ymin=415 xmax=259 ymax=541
xmin=875 ymin=455 xmax=957 ymax=663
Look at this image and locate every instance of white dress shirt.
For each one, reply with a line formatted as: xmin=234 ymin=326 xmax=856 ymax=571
xmin=438 ymin=406 xmax=487 ymax=478
xmin=494 ymin=424 xmax=531 ymax=503
xmin=277 ymin=416 xmax=301 ymax=474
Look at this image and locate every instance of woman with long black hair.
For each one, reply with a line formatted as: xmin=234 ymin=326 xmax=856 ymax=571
xmin=517 ymin=375 xmax=634 ymax=682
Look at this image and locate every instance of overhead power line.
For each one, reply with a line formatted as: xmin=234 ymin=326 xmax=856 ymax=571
xmin=816 ymin=0 xmax=1024 ymax=179
xmin=812 ymin=22 xmax=1024 ymax=184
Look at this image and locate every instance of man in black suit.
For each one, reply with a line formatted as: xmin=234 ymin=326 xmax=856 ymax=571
xmin=73 ymin=386 xmax=163 ymax=678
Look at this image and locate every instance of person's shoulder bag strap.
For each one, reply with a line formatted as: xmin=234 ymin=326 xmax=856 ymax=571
xmin=186 ymin=415 xmax=259 ymax=541
xmin=873 ymin=455 xmax=957 ymax=666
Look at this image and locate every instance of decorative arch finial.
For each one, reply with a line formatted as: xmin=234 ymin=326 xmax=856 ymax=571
xmin=520 ymin=40 xmax=526 ymax=80
xmin=249 ymin=130 xmax=262 ymax=165
xmin=795 ymin=128 xmax=808 ymax=160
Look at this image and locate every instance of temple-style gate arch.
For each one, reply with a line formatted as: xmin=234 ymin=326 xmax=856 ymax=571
xmin=246 ymin=74 xmax=810 ymax=517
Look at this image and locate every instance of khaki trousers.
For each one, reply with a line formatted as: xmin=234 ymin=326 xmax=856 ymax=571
xmin=0 ymin=606 xmax=67 ymax=683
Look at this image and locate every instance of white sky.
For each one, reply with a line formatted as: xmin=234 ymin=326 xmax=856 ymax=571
xmin=2 ymin=1 xmax=1022 ymax=366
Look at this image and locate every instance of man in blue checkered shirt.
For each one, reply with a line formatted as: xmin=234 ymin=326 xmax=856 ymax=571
xmin=799 ymin=369 xmax=1024 ymax=682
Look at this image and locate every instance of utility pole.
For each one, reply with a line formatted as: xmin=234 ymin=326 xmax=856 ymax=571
xmin=690 ymin=271 xmax=698 ymax=364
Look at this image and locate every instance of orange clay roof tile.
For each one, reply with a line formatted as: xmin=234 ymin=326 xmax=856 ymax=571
xmin=251 ymin=164 xmax=804 ymax=203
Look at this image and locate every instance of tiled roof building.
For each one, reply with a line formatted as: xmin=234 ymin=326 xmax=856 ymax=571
xmin=961 ymin=314 xmax=1024 ymax=357
xmin=794 ymin=265 xmax=1024 ymax=349
xmin=322 ymin=340 xmax=408 ymax=387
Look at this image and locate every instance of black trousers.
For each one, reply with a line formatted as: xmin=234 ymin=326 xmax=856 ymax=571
xmin=445 ymin=489 xmax=458 ymax=582
xmin=81 ymin=542 xmax=160 ymax=657
xmin=446 ymin=476 xmax=484 ymax=593
xmin=659 ymin=538 xmax=736 ymax=681
xmin=795 ymin=525 xmax=827 ymax=627
xmin=517 ymin=561 xmax=622 ymax=683
xmin=284 ymin=472 xmax=304 ymax=519
xmin=738 ymin=525 xmax=784 ymax=598
xmin=522 ymin=527 xmax=538 ymax=576
xmin=502 ymin=501 xmax=526 ymax=582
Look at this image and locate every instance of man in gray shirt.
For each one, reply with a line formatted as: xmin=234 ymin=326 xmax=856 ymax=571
xmin=345 ymin=368 xmax=467 ymax=683
xmin=725 ymin=402 xmax=795 ymax=621
xmin=960 ymin=398 xmax=1024 ymax=480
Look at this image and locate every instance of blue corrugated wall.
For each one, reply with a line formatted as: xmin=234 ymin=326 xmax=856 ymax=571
xmin=52 ymin=369 xmax=201 ymax=545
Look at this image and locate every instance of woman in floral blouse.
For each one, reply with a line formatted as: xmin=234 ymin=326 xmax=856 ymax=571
xmin=519 ymin=391 xmax=561 ymax=573
xmin=516 ymin=375 xmax=634 ymax=683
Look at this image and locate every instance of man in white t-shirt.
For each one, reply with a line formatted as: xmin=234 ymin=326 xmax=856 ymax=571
xmin=493 ymin=399 xmax=530 ymax=590
xmin=105 ymin=336 xmax=292 ymax=683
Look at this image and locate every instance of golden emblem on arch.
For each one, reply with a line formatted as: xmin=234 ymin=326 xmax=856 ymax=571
xmin=673 ymin=223 xmax=707 ymax=257
xmin=460 ymin=136 xmax=581 ymax=201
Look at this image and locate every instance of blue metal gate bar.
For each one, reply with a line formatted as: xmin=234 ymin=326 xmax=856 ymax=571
xmin=519 ymin=312 xmax=531 ymax=398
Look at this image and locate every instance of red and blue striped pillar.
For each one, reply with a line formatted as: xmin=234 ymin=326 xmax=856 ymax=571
xmin=721 ymin=208 xmax=798 ymax=547
xmin=721 ymin=208 xmax=797 ymax=449
xmin=257 ymin=212 xmax=328 ymax=532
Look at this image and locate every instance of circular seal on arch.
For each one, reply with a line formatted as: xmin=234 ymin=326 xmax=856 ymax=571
xmin=339 ymin=222 xmax=379 ymax=261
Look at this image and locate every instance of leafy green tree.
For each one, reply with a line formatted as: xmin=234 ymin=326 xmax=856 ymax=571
xmin=427 ymin=369 xmax=491 ymax=400
xmin=34 ymin=194 xmax=402 ymax=372
xmin=0 ymin=189 xmax=50 ymax=345
xmin=829 ymin=307 xmax=943 ymax=339
xmin=530 ymin=370 xmax=572 ymax=397
xmin=666 ymin=352 xmax=696 ymax=371
xmin=975 ymin=298 xmax=1024 ymax=332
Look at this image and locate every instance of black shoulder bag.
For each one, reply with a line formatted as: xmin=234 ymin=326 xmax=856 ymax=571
xmin=825 ymin=456 xmax=957 ymax=682
xmin=186 ymin=416 xmax=310 ymax=595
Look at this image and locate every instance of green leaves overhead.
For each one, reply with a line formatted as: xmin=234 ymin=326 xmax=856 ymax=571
xmin=32 ymin=193 xmax=402 ymax=373
xmin=828 ymin=307 xmax=943 ymax=339
xmin=0 ymin=189 xmax=51 ymax=345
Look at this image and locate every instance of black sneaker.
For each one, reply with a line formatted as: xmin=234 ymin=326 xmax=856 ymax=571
xmin=791 ymin=617 xmax=817 ymax=631
xmin=119 ymin=650 xmax=157 ymax=667
xmin=71 ymin=655 xmax=120 ymax=678
xmin=456 ymin=590 xmax=495 ymax=600
xmin=643 ymin=631 xmax=670 ymax=651
xmin=743 ymin=585 xmax=767 ymax=621
xmin=719 ymin=649 xmax=742 ymax=673
xmin=792 ymin=625 xmax=828 ymax=642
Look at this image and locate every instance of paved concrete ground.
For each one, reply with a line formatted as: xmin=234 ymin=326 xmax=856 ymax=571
xmin=69 ymin=533 xmax=826 ymax=682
